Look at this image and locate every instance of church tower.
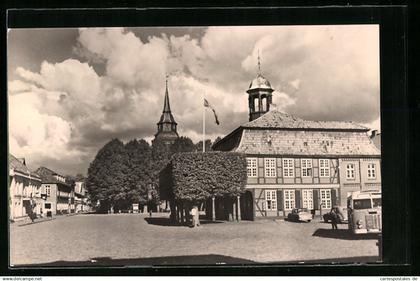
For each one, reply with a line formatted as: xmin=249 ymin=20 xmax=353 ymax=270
xmin=246 ymin=53 xmax=274 ymax=121
xmin=153 ymin=77 xmax=179 ymax=145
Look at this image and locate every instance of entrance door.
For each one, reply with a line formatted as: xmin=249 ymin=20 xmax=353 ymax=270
xmin=241 ymin=191 xmax=254 ymax=221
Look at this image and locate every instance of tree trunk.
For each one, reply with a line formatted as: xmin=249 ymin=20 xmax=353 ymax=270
xmin=237 ymin=195 xmax=241 ymax=221
xmin=212 ymin=196 xmax=216 ymax=221
xmin=233 ymin=199 xmax=237 ymax=222
xmin=180 ymin=201 xmax=185 ymax=225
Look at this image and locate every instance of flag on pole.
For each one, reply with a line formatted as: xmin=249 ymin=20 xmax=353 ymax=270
xmin=204 ymin=98 xmax=220 ymax=125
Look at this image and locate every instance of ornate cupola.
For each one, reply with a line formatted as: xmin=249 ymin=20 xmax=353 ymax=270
xmin=246 ymin=53 xmax=274 ymax=121
xmin=153 ymin=77 xmax=179 ymax=145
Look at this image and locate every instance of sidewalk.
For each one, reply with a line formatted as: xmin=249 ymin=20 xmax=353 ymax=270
xmin=11 ymin=212 xmax=81 ymax=227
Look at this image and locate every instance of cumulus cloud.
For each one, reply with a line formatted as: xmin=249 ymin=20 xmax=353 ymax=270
xmin=8 ymin=25 xmax=380 ymax=175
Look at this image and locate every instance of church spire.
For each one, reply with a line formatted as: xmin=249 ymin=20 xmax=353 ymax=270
xmin=153 ymin=75 xmax=179 ymax=145
xmin=163 ymin=74 xmax=171 ymax=113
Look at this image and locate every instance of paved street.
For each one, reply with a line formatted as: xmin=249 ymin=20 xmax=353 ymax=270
xmin=10 ymin=213 xmax=380 ymax=266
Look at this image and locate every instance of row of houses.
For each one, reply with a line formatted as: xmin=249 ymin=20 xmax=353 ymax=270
xmin=8 ymin=154 xmax=90 ymax=221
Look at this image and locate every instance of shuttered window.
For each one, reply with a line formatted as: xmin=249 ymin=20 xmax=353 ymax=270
xmin=302 ymin=189 xmax=314 ymax=209
xmin=283 ymin=158 xmax=294 ymax=178
xmin=320 ymin=189 xmax=332 ymax=209
xmin=264 ymin=158 xmax=276 ymax=177
xmin=247 ymin=158 xmax=258 ymax=177
xmin=319 ymin=159 xmax=330 ymax=177
xmin=265 ymin=190 xmax=277 ymax=210
xmin=284 ymin=190 xmax=295 ymax=210
xmin=301 ymin=159 xmax=312 ymax=177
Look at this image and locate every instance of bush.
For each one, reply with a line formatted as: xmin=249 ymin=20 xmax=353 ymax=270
xmin=160 ymin=152 xmax=247 ymax=202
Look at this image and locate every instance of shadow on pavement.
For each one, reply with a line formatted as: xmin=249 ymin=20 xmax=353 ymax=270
xmin=312 ymin=228 xmax=380 ymax=240
xmin=144 ymin=217 xmax=223 ymax=227
xmin=16 ymin=254 xmax=257 ymax=267
xmin=272 ymin=255 xmax=381 ymax=264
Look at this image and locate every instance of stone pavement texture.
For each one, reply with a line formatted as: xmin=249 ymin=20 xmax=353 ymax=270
xmin=9 ymin=213 xmax=380 ymax=266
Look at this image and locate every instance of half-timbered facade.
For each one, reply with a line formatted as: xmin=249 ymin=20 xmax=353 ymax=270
xmin=213 ymin=110 xmax=381 ymax=219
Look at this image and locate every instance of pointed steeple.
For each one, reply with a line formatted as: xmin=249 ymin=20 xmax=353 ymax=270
xmin=159 ymin=76 xmax=176 ymax=124
xmin=153 ymin=75 xmax=179 ymax=145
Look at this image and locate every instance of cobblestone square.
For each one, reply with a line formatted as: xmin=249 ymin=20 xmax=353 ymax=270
xmin=10 ymin=213 xmax=380 ymax=266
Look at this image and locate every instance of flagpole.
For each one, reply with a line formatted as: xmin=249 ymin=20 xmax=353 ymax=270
xmin=203 ymin=93 xmax=206 ymax=153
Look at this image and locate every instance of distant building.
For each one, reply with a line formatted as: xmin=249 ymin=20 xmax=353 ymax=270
xmin=35 ymin=167 xmax=75 ymax=215
xmin=9 ymin=154 xmax=42 ymax=220
xmin=152 ymin=78 xmax=179 ymax=145
xmin=212 ymin=70 xmax=381 ymax=220
xmin=74 ymin=181 xmax=89 ymax=213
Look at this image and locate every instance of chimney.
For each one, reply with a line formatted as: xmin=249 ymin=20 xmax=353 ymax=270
xmin=371 ymin=130 xmax=378 ymax=138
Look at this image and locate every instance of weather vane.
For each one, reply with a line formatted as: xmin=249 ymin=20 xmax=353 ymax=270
xmin=257 ymin=49 xmax=261 ymax=75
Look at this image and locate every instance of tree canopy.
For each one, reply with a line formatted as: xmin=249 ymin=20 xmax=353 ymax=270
xmin=160 ymin=152 xmax=247 ymax=202
xmin=85 ymin=136 xmax=199 ymax=211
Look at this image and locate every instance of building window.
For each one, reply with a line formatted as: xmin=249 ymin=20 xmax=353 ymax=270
xmin=346 ymin=164 xmax=355 ymax=179
xmin=301 ymin=159 xmax=313 ymax=177
xmin=283 ymin=158 xmax=294 ymax=178
xmin=319 ymin=159 xmax=330 ymax=177
xmin=284 ymin=190 xmax=295 ymax=210
xmin=367 ymin=163 xmax=376 ymax=179
xmin=45 ymin=185 xmax=51 ymax=196
xmin=302 ymin=189 xmax=314 ymax=209
xmin=264 ymin=158 xmax=277 ymax=177
xmin=247 ymin=158 xmax=258 ymax=177
xmin=320 ymin=189 xmax=332 ymax=209
xmin=265 ymin=190 xmax=277 ymax=210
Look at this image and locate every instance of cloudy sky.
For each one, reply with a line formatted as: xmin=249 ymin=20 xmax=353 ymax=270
xmin=8 ymin=25 xmax=380 ymax=175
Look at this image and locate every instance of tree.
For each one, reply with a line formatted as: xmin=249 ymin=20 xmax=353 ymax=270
xmin=86 ymin=139 xmax=129 ymax=212
xmin=125 ymin=139 xmax=153 ymax=206
xmin=160 ymin=152 xmax=247 ymax=202
xmin=195 ymin=139 xmax=212 ymax=152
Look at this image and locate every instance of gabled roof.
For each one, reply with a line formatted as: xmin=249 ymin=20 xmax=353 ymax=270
xmin=35 ymin=166 xmax=71 ymax=186
xmin=213 ymin=110 xmax=380 ymax=157
xmin=235 ymin=129 xmax=380 ymax=156
xmin=242 ymin=110 xmax=369 ymax=131
xmin=9 ymin=154 xmax=41 ymax=180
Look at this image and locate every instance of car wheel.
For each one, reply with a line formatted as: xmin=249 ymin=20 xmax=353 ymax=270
xmin=307 ymin=220 xmax=311 ymax=222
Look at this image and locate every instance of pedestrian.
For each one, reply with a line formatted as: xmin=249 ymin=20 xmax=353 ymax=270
xmin=190 ymin=205 xmax=200 ymax=228
xmin=330 ymin=207 xmax=338 ymax=230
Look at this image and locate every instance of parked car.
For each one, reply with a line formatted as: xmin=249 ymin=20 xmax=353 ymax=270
xmin=287 ymin=208 xmax=312 ymax=222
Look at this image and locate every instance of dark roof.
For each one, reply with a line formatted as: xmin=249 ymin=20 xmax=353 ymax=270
xmin=213 ymin=110 xmax=379 ymax=157
xmin=235 ymin=129 xmax=380 ymax=156
xmin=242 ymin=110 xmax=369 ymax=131
xmin=35 ymin=166 xmax=71 ymax=186
xmin=9 ymin=154 xmax=41 ymax=180
xmin=248 ymin=73 xmax=274 ymax=91
xmin=158 ymin=84 xmax=177 ymax=125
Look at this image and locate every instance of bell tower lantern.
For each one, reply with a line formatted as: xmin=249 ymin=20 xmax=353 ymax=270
xmin=246 ymin=53 xmax=274 ymax=121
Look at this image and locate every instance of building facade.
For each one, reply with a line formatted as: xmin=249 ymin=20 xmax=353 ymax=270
xmin=74 ymin=181 xmax=90 ymax=213
xmin=9 ymin=154 xmax=42 ymax=221
xmin=213 ymin=73 xmax=381 ymax=220
xmin=153 ymin=78 xmax=179 ymax=145
xmin=35 ymin=167 xmax=75 ymax=215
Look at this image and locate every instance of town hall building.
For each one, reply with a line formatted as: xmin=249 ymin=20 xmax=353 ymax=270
xmin=213 ymin=68 xmax=381 ymax=220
